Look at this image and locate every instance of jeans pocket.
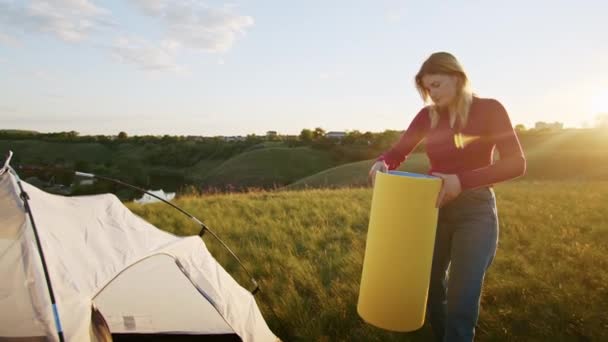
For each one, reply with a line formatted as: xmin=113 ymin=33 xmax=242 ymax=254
xmin=456 ymin=187 xmax=496 ymax=217
xmin=460 ymin=187 xmax=493 ymax=203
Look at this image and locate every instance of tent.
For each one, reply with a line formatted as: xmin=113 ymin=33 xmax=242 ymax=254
xmin=0 ymin=162 xmax=278 ymax=342
xmin=134 ymin=190 xmax=176 ymax=204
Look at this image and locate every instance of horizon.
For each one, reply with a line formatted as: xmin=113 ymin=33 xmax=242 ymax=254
xmin=2 ymin=123 xmax=596 ymax=138
xmin=1 ymin=0 xmax=607 ymax=136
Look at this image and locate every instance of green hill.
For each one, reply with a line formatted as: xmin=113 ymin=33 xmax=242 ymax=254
xmin=200 ymin=147 xmax=336 ymax=189
xmin=128 ymin=181 xmax=608 ymax=341
xmin=3 ymin=128 xmax=607 ymax=195
xmin=287 ymin=130 xmax=608 ymax=190
xmin=183 ymin=159 xmax=227 ymax=181
xmin=286 ymin=153 xmax=430 ymax=190
xmin=518 ymin=130 xmax=608 ymax=180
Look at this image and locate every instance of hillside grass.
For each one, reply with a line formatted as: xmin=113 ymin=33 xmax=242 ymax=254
xmin=287 ymin=137 xmax=608 ymax=190
xmin=286 ymin=153 xmax=430 ymax=190
xmin=127 ymin=181 xmax=608 ymax=341
xmin=200 ymin=147 xmax=337 ymax=189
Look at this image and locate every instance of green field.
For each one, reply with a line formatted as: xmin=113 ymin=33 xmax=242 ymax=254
xmin=128 ymin=181 xmax=608 ymax=341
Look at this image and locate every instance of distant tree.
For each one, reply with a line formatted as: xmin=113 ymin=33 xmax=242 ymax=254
xmin=266 ymin=131 xmax=279 ymax=141
xmin=515 ymin=124 xmax=526 ymax=132
xmin=534 ymin=121 xmax=563 ymax=131
xmin=299 ymin=129 xmax=313 ymax=143
xmin=344 ymin=130 xmax=362 ymax=145
xmin=161 ymin=134 xmax=178 ymax=143
xmin=313 ymin=127 xmax=326 ymax=140
xmin=370 ymin=130 xmax=403 ymax=151
xmin=118 ymin=131 xmax=128 ymax=139
xmin=246 ymin=134 xmax=263 ymax=144
xmin=363 ymin=131 xmax=373 ymax=144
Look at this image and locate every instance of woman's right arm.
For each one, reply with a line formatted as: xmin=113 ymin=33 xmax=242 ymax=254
xmin=369 ymin=107 xmax=430 ymax=184
xmin=378 ymin=107 xmax=430 ymax=169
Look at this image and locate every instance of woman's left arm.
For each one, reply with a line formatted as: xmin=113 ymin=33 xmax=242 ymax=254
xmin=456 ymin=99 xmax=527 ymax=190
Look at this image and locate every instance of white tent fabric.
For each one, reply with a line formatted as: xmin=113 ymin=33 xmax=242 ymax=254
xmin=134 ymin=189 xmax=176 ymax=204
xmin=0 ymin=169 xmax=277 ymax=342
xmin=93 ymin=254 xmax=235 ymax=335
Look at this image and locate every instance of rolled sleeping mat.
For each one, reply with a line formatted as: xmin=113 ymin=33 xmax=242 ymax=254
xmin=358 ymin=171 xmax=442 ymax=332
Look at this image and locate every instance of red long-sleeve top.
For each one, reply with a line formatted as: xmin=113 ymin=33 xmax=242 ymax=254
xmin=378 ymin=96 xmax=526 ymax=190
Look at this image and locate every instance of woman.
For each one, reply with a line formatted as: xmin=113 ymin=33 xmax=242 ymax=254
xmin=368 ymin=52 xmax=526 ymax=342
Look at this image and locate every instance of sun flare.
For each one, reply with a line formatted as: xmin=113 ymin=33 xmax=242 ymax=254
xmin=591 ymin=88 xmax=608 ymax=115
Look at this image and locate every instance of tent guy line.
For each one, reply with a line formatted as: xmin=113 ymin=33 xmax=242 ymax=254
xmin=75 ymin=170 xmax=289 ymax=338
xmin=75 ymin=170 xmax=261 ymax=295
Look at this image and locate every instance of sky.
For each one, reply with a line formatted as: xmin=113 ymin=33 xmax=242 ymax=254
xmin=1 ymin=0 xmax=607 ymax=136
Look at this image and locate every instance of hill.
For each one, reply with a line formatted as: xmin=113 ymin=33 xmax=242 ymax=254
xmin=2 ymin=128 xmax=607 ymax=196
xmin=286 ymin=153 xmax=430 ymax=189
xmin=200 ymin=147 xmax=336 ymax=189
xmin=286 ymin=129 xmax=608 ymax=190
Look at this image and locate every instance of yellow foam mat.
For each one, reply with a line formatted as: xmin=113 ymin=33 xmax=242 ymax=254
xmin=358 ymin=171 xmax=441 ymax=332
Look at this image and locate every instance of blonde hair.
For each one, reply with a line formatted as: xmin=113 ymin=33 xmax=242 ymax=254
xmin=415 ymin=52 xmax=473 ymax=129
xmin=90 ymin=306 xmax=113 ymax=342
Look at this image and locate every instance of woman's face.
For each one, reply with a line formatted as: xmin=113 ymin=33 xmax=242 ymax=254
xmin=421 ymin=73 xmax=459 ymax=108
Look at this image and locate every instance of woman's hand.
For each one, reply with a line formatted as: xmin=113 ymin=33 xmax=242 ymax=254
xmin=368 ymin=160 xmax=388 ymax=186
xmin=432 ymin=172 xmax=462 ymax=208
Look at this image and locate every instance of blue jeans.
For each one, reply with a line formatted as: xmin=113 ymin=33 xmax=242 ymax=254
xmin=427 ymin=187 xmax=499 ymax=342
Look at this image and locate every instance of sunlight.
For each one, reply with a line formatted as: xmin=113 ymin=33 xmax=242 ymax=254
xmin=453 ymin=133 xmax=480 ymax=149
xmin=591 ymin=88 xmax=608 ymax=115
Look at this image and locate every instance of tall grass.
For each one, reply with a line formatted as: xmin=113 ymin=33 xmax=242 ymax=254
xmin=127 ymin=181 xmax=608 ymax=341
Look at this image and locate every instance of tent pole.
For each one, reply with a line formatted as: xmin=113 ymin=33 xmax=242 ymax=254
xmin=75 ymin=171 xmax=291 ymax=338
xmin=14 ymin=173 xmax=65 ymax=342
xmin=75 ymin=171 xmax=261 ymax=294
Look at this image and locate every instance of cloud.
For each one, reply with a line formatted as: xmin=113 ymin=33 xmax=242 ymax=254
xmin=32 ymin=69 xmax=56 ymax=81
xmin=0 ymin=105 xmax=20 ymax=114
xmin=0 ymin=1 xmax=252 ymax=72
xmin=129 ymin=0 xmax=254 ymax=53
xmin=0 ymin=0 xmax=109 ymax=43
xmin=386 ymin=12 xmax=402 ymax=24
xmin=319 ymin=71 xmax=344 ymax=80
xmin=0 ymin=32 xmax=20 ymax=47
xmin=130 ymin=0 xmax=165 ymax=16
xmin=112 ymin=36 xmax=183 ymax=72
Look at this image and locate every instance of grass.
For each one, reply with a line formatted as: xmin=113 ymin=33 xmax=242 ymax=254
xmin=285 ymin=153 xmax=430 ymax=190
xmin=127 ymin=180 xmax=608 ymax=341
xmin=200 ymin=147 xmax=336 ymax=189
